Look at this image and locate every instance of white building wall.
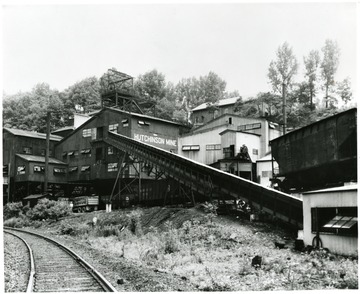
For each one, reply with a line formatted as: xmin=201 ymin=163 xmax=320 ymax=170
xmin=234 ymin=132 xmax=261 ymax=162
xmin=74 ymin=113 xmax=92 ymax=129
xmin=302 ymin=186 xmax=358 ymax=256
xmin=178 ymin=127 xmax=226 ymax=165
xmin=256 ymin=159 xmax=278 ymax=187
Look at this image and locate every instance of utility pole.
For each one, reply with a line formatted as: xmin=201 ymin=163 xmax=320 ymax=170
xmin=44 ymin=111 xmax=50 ymax=194
xmin=282 ymin=82 xmax=287 ymax=135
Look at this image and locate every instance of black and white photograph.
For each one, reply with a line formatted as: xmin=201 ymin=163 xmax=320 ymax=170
xmin=1 ymin=0 xmax=358 ymax=292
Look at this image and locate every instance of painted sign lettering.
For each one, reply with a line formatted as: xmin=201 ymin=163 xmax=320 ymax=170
xmin=134 ymin=133 xmax=177 ymax=147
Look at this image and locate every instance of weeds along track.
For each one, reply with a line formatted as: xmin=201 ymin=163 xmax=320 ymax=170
xmin=4 ymin=227 xmax=117 ymax=292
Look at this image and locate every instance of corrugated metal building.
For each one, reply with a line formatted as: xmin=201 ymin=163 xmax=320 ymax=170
xmin=302 ymin=185 xmax=357 ymax=256
xmin=191 ymin=97 xmax=240 ymax=127
xmin=2 ymin=128 xmax=65 ymax=202
xmin=178 ymin=113 xmax=281 ymax=182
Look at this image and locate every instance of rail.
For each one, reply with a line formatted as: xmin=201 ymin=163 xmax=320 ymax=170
xmin=4 ymin=227 xmax=117 ymax=292
xmin=4 ymin=230 xmax=35 ymax=293
xmin=105 ymin=132 xmax=303 ymax=229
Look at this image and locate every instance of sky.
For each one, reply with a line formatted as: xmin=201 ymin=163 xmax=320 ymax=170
xmin=1 ymin=1 xmax=358 ymax=99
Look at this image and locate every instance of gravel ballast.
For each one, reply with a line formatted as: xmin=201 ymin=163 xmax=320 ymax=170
xmin=4 ymin=232 xmax=30 ymax=292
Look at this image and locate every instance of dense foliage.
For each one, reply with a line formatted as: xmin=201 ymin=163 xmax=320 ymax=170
xmin=2 ymin=39 xmax=355 ymax=132
xmin=3 ymin=199 xmax=71 ymax=226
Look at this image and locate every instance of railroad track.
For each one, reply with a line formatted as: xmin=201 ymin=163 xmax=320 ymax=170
xmin=4 ymin=227 xmax=117 ymax=292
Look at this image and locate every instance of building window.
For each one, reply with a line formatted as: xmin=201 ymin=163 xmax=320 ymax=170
xmin=74 ymin=150 xmax=79 ymax=156
xmin=238 ymin=123 xmax=262 ymax=131
xmin=81 ymin=149 xmax=91 ymax=157
xmin=206 ymin=144 xmax=221 ymax=151
xmin=53 ymin=167 xmax=66 ymax=174
xmin=62 ymin=151 xmax=67 ymax=158
xmin=41 ymin=149 xmax=53 ymax=156
xmin=34 ymin=165 xmax=45 ymax=173
xmin=17 ymin=165 xmax=26 ymax=175
xmin=182 ymin=145 xmax=200 ymax=151
xmin=109 ymin=123 xmax=119 ymax=132
xmin=122 ymin=119 xmax=129 ymax=127
xmin=108 ymin=146 xmax=114 ymax=155
xmin=3 ymin=165 xmax=9 ymax=175
xmin=261 ymin=170 xmax=272 ymax=178
xmin=81 ymin=165 xmax=91 ymax=172
xmin=252 ymin=149 xmax=258 ymax=155
xmin=228 ymin=117 xmax=232 ymax=125
xmin=68 ymin=151 xmax=74 ymax=156
xmin=82 ymin=128 xmax=92 ymax=137
xmin=138 ymin=120 xmax=150 ymax=126
xmin=311 ymin=207 xmax=357 ymax=237
xmin=23 ymin=147 xmax=32 ymax=154
xmin=223 ymin=145 xmax=235 ymax=158
xmin=69 ymin=166 xmax=78 ymax=173
xmin=107 ymin=162 xmax=118 ymax=172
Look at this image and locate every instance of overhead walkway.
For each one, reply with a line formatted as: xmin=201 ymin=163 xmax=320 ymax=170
xmin=104 ymin=132 xmax=303 ymax=229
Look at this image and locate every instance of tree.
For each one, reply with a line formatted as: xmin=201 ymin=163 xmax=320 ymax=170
xmin=2 ymin=83 xmax=65 ymax=132
xmin=199 ymin=71 xmax=227 ymax=104
xmin=224 ymin=90 xmax=240 ymax=99
xmin=155 ymin=97 xmax=176 ymax=121
xmin=61 ymin=76 xmax=101 ymax=124
xmin=321 ymin=39 xmax=340 ymax=108
xmin=268 ymin=42 xmax=298 ymax=133
xmin=336 ymin=78 xmax=352 ymax=104
xmin=133 ymin=69 xmax=167 ymax=103
xmin=303 ymin=50 xmax=320 ymax=109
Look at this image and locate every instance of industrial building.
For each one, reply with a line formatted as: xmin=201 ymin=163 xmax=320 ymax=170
xmin=2 ymin=128 xmax=65 ymax=202
xmin=3 ymin=102 xmax=282 ymax=203
xmin=178 ymin=113 xmax=281 ymax=182
xmin=191 ymin=97 xmax=240 ymax=127
xmin=302 ymin=185 xmax=357 ymax=256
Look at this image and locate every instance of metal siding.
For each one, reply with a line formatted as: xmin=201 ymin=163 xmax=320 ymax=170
xmin=302 ymin=189 xmax=358 ymax=255
xmin=272 ymin=109 xmax=357 ymax=177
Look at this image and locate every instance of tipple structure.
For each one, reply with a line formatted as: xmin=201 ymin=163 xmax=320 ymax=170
xmin=105 ymin=131 xmax=303 ymax=228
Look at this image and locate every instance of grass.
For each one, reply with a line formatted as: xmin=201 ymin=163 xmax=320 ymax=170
xmin=6 ymin=206 xmax=358 ymax=290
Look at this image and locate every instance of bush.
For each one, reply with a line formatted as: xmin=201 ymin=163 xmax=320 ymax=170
xmin=128 ymin=210 xmax=143 ymax=236
xmin=163 ymin=230 xmax=180 ymax=254
xmin=26 ymin=199 xmax=71 ymax=221
xmin=3 ymin=202 xmax=23 ymax=220
xmin=58 ymin=222 xmax=90 ymax=236
xmin=94 ymin=224 xmax=122 ymax=237
xmin=3 ymin=217 xmax=25 ymax=228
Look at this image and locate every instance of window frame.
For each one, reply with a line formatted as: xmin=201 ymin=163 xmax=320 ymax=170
xmin=82 ymin=128 xmax=92 ymax=137
xmin=33 ymin=165 xmax=45 ymax=173
xmin=17 ymin=165 xmax=26 ymax=175
xmin=23 ymin=147 xmax=32 ymax=154
xmin=109 ymin=123 xmax=119 ymax=133
xmin=81 ymin=165 xmax=91 ymax=172
xmin=107 ymin=162 xmax=118 ymax=172
xmin=182 ymin=145 xmax=200 ymax=151
xmin=311 ymin=207 xmax=357 ymax=237
xmin=53 ymin=167 xmax=66 ymax=175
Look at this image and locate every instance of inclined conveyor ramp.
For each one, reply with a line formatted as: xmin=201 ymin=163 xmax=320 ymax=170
xmin=104 ymin=131 xmax=303 ymax=229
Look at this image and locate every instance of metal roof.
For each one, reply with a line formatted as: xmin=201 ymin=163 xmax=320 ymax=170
xmin=192 ymin=97 xmax=240 ymax=112
xmin=303 ymin=184 xmax=358 ymax=195
xmin=23 ymin=194 xmax=48 ymax=200
xmin=16 ymin=154 xmax=67 ymax=165
xmin=4 ymin=127 xmax=63 ymax=141
xmin=51 ymin=126 xmax=75 ymax=133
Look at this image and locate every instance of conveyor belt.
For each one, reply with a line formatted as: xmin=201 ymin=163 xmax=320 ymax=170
xmin=105 ymin=132 xmax=303 ymax=229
